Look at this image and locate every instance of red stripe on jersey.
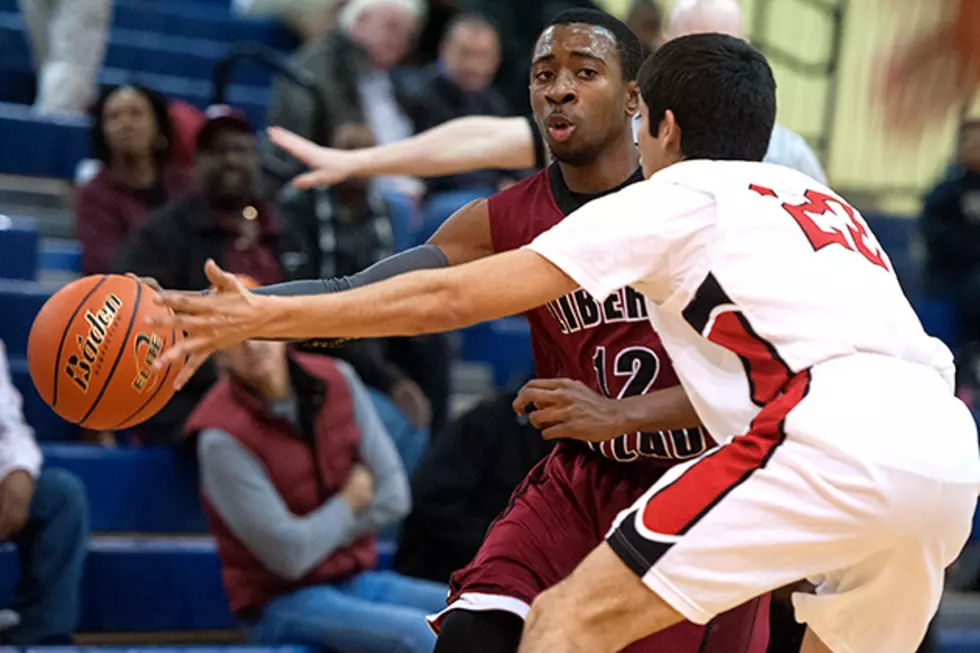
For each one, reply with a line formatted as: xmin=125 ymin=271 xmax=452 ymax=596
xmin=707 ymin=310 xmax=794 ymax=407
xmin=640 ymin=371 xmax=811 ymax=536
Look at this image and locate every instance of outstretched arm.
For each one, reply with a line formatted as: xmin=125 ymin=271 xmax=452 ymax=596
xmin=269 ymin=115 xmax=538 ymax=189
xmin=151 ymin=250 xmax=576 ymax=389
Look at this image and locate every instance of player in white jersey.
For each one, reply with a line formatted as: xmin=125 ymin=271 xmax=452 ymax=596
xmin=149 ymin=33 xmax=980 ymax=653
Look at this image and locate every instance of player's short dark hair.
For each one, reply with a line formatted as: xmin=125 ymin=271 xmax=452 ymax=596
xmin=638 ymin=33 xmax=776 ymax=162
xmin=90 ymin=84 xmax=173 ymax=166
xmin=544 ymin=8 xmax=645 ymax=81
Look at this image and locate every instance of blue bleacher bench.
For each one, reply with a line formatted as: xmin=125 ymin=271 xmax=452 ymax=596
xmin=0 ymin=537 xmax=397 ymax=632
xmin=21 ymin=648 xmax=312 ymax=653
xmin=0 ymin=215 xmax=39 ymax=281
xmin=0 ymin=278 xmax=57 ymax=356
xmin=0 ymin=12 xmax=271 ymax=86
xmin=9 ymin=357 xmax=79 ymax=443
xmin=0 ymin=102 xmax=89 ymax=179
xmin=41 ymin=444 xmax=208 ymax=533
xmin=39 ymin=238 xmax=83 ymax=275
xmin=460 ymin=317 xmax=533 ymax=387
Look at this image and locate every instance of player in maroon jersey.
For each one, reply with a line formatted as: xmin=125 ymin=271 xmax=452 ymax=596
xmin=156 ymin=9 xmax=769 ymax=653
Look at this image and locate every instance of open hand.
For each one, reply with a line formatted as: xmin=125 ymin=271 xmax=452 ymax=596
xmin=268 ymin=127 xmax=365 ymax=189
xmin=340 ymin=464 xmax=374 ymax=512
xmin=513 ymin=378 xmax=625 ymax=442
xmin=148 ymin=260 xmax=280 ymax=389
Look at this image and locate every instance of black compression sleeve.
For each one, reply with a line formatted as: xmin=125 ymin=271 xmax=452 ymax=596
xmin=252 ymin=244 xmax=449 ymax=298
xmin=251 ymin=244 xmax=449 ymax=349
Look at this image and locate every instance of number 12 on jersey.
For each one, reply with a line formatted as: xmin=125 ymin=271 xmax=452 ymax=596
xmin=591 ymin=346 xmax=707 ymax=461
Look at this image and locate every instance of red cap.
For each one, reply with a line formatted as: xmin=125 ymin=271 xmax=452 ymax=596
xmin=196 ymin=104 xmax=253 ymax=151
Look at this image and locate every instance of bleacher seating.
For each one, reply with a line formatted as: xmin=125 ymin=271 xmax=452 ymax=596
xmin=0 ymin=215 xmax=39 ymax=280
xmin=0 ymin=102 xmax=89 ymax=178
xmin=0 ymin=12 xmax=272 ymax=87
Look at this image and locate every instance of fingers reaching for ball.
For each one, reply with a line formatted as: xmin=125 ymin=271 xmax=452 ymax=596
xmin=147 ymin=260 xmax=282 ymax=389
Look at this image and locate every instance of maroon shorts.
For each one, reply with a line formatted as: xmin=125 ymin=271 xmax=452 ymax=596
xmin=430 ymin=443 xmax=770 ymax=653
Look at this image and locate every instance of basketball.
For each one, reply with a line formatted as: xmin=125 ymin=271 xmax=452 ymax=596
xmin=26 ymin=274 xmax=185 ymax=431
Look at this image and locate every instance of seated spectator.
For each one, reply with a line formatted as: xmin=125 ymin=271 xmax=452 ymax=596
xmin=921 ymin=120 xmax=980 ymax=389
xmin=0 ymin=340 xmax=88 ymax=645
xmin=462 ymin=0 xmax=599 ymax=112
xmin=279 ymin=123 xmax=451 ymax=436
xmin=185 ymin=333 xmax=447 ymax=653
xmin=111 ymin=106 xmax=281 ymax=445
xmin=263 ymin=0 xmax=429 ymax=215
xmin=414 ymin=14 xmax=517 ymax=245
xmin=17 ymin=0 xmax=111 ymax=115
xmin=623 ymin=0 xmax=663 ymax=54
xmin=75 ymin=85 xmax=193 ymax=275
xmin=664 ymin=0 xmax=828 ymax=183
xmin=394 ymin=378 xmax=554 ymax=583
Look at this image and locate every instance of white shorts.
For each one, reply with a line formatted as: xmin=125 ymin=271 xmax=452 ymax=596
xmin=606 ymin=372 xmax=980 ymax=653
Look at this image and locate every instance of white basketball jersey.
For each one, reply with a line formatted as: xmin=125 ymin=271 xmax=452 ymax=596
xmin=528 ymin=160 xmax=979 ymax=481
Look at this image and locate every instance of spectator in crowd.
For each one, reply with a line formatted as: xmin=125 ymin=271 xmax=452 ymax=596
xmin=185 ymin=328 xmax=447 ymax=653
xmin=0 ymin=340 xmax=88 ymax=645
xmin=264 ymin=0 xmax=428 ymax=205
xmin=921 ymin=120 xmax=980 ymax=379
xmin=75 ymin=85 xmax=193 ymax=276
xmin=623 ymin=0 xmax=663 ymax=54
xmin=279 ymin=123 xmax=450 ymax=435
xmin=394 ymin=377 xmax=555 ymax=583
xmin=665 ymin=0 xmax=828 ymax=183
xmin=410 ymin=0 xmax=462 ymax=66
xmin=17 ymin=0 xmax=111 ymax=115
xmin=263 ymin=1 xmax=825 ymax=189
xmin=111 ymin=106 xmax=281 ymax=445
xmin=462 ymin=0 xmax=599 ymax=113
xmin=413 ymin=14 xmax=517 ymax=244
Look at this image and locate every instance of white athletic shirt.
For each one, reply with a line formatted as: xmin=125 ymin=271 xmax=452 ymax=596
xmin=528 ymin=160 xmax=980 ymax=482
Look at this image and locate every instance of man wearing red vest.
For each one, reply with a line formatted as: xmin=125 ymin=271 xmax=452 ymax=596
xmin=184 ymin=337 xmax=447 ymax=653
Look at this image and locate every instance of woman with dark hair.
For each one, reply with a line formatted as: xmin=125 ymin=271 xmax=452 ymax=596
xmin=74 ymin=85 xmax=193 ymax=275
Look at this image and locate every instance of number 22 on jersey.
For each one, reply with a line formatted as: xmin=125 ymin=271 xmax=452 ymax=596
xmin=749 ymin=184 xmax=890 ymax=272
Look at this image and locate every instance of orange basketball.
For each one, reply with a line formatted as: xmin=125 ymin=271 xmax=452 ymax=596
xmin=26 ymin=274 xmax=185 ymax=431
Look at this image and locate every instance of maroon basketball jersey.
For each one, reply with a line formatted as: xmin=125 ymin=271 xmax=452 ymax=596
xmin=489 ymin=165 xmax=715 ymax=463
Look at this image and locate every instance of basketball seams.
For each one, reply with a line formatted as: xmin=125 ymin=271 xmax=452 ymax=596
xmin=79 ymin=277 xmax=143 ymax=428
xmin=51 ymin=275 xmax=108 ymax=410
xmin=110 ymin=327 xmax=176 ymax=430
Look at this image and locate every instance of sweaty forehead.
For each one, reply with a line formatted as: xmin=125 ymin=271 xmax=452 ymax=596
xmin=533 ymin=24 xmax=618 ymax=63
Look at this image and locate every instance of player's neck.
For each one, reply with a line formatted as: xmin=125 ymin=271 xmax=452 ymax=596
xmin=557 ymin=133 xmax=640 ymax=194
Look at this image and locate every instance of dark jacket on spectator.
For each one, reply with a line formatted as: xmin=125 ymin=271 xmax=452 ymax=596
xmin=414 ymin=62 xmax=512 ymax=196
xmin=185 ymin=354 xmax=377 ymax=614
xmin=264 ymin=29 xmax=426 ymax=186
xmin=920 ymin=166 xmax=980 ymax=294
xmin=277 ymin=184 xmax=413 ymax=395
xmin=108 ymin=192 xmax=282 ymax=444
xmin=74 ymin=164 xmax=192 ymax=275
xmin=394 ymin=386 xmax=555 ymax=583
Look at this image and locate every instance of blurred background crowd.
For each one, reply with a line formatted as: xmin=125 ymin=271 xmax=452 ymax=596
xmin=0 ymin=0 xmax=977 ymax=652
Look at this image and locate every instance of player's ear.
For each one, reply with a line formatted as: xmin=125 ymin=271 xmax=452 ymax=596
xmin=625 ymin=80 xmax=640 ymax=117
xmin=662 ymin=109 xmax=683 ymax=159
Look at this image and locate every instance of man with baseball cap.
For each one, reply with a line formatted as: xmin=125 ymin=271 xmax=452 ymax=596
xmin=110 ymin=105 xmax=282 ymax=444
